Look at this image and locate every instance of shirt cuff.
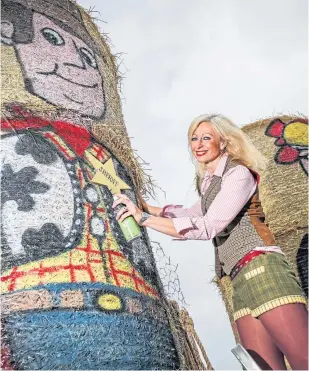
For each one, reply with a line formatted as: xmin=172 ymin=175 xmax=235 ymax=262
xmin=172 ymin=217 xmax=197 ymax=238
xmin=160 ymin=204 xmax=184 ymax=218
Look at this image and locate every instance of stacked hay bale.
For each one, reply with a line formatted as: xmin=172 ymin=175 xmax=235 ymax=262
xmin=168 ymin=301 xmax=214 ymax=370
xmin=215 ymin=115 xmax=308 ymax=344
xmin=0 ymin=0 xmax=211 ymax=369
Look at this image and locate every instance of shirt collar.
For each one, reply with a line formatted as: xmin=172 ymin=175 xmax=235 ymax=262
xmin=200 ymin=153 xmax=229 ymax=192
xmin=214 ymin=152 xmax=229 ymax=177
xmin=203 ymin=152 xmax=229 ymax=179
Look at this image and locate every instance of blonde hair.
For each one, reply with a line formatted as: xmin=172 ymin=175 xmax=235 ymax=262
xmin=188 ymin=114 xmax=268 ymax=193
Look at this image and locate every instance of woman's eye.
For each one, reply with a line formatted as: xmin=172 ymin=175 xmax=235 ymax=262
xmin=191 ymin=137 xmax=198 ymax=141
xmin=41 ymin=28 xmax=64 ymax=46
xmin=79 ymin=47 xmax=97 ymax=68
xmin=203 ymin=136 xmax=210 ymax=141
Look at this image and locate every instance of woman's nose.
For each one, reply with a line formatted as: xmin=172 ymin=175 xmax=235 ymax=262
xmin=197 ymin=139 xmax=204 ymax=148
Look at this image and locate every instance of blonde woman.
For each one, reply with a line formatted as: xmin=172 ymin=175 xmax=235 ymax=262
xmin=113 ymin=114 xmax=308 ymax=370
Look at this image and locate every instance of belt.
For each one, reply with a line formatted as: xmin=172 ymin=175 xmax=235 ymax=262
xmin=0 ymin=288 xmax=168 ymax=325
xmin=230 ymin=250 xmax=266 ymax=280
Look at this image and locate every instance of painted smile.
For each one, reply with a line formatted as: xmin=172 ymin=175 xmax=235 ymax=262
xmin=63 ymin=94 xmax=83 ymax=104
xmin=37 ymin=63 xmax=98 ymax=88
xmin=195 ymin=150 xmax=208 ymax=157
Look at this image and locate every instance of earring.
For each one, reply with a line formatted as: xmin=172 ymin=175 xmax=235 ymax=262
xmin=220 ymin=147 xmax=226 ymax=155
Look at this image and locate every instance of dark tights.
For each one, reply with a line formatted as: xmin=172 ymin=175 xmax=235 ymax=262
xmin=236 ymin=304 xmax=308 ymax=370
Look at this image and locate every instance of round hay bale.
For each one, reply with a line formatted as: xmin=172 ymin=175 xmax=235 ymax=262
xmin=1 ymin=1 xmax=205 ymax=369
xmin=242 ymin=116 xmax=308 ymax=237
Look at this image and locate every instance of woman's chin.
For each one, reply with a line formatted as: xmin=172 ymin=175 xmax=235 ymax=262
xmin=195 ymin=156 xmax=208 ymax=163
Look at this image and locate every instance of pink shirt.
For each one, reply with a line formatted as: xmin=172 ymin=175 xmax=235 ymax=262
xmin=163 ymin=154 xmax=282 ymax=254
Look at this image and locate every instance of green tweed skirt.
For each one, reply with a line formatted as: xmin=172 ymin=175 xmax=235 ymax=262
xmin=232 ymin=252 xmax=307 ymax=321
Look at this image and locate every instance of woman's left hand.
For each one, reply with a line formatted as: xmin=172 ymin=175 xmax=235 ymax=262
xmin=112 ymin=193 xmax=142 ymax=224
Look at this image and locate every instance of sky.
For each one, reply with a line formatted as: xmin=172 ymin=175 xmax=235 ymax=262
xmin=78 ymin=1 xmax=308 ymax=369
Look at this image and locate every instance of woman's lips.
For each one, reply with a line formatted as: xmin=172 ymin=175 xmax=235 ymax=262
xmin=196 ymin=151 xmax=208 ymax=157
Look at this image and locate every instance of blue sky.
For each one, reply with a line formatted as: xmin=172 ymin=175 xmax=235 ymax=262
xmin=78 ymin=1 xmax=308 ymax=369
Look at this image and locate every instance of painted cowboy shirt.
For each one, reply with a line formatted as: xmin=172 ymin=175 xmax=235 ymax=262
xmin=1 ymin=117 xmax=159 ymax=299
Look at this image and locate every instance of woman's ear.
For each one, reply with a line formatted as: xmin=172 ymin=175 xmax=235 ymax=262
xmin=1 ymin=21 xmax=14 ymax=45
xmin=220 ymin=140 xmax=227 ymax=151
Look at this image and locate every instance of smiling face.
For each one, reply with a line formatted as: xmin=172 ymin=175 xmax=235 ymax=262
xmin=15 ymin=12 xmax=105 ymax=118
xmin=190 ymin=121 xmax=223 ymax=164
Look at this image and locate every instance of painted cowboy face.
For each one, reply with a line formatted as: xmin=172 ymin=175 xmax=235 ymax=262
xmin=15 ymin=12 xmax=105 ymax=118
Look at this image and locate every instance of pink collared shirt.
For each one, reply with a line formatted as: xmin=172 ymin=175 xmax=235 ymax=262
xmin=163 ymin=154 xmax=282 ymax=254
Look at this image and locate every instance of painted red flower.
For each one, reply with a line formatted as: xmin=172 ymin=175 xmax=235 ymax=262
xmin=265 ymin=118 xmax=308 ymax=175
xmin=276 ymin=146 xmax=299 ymax=163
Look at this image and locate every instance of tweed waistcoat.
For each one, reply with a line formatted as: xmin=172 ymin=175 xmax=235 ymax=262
xmin=201 ymin=156 xmax=276 ymax=278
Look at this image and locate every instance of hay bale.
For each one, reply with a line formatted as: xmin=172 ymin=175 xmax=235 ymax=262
xmin=1 ymin=1 xmax=210 ymax=369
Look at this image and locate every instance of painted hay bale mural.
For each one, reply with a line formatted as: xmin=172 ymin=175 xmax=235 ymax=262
xmin=0 ymin=1 xmax=211 ymax=369
xmin=215 ymin=115 xmax=308 ymax=344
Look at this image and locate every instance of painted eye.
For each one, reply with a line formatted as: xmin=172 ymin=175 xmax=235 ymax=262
xmin=41 ymin=28 xmax=65 ymax=46
xmin=79 ymin=47 xmax=97 ymax=68
xmin=191 ymin=137 xmax=198 ymax=141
